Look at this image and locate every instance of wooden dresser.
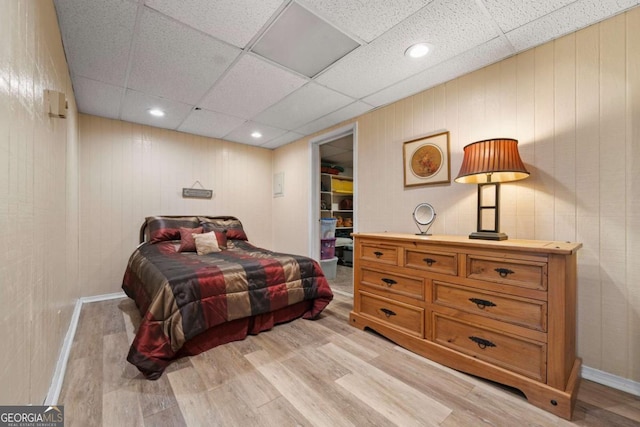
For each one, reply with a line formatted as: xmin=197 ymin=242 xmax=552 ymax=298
xmin=349 ymin=233 xmax=582 ymax=420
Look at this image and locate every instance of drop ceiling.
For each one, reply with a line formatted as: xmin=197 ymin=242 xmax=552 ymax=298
xmin=320 ymin=135 xmax=353 ymax=169
xmin=54 ymin=0 xmax=639 ymax=149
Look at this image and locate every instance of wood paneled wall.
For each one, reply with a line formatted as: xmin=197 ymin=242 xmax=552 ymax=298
xmin=274 ymin=8 xmax=640 ymax=382
xmin=78 ymin=115 xmax=274 ymax=296
xmin=355 ymin=10 xmax=640 ymax=381
xmin=0 ymin=0 xmax=80 ymax=404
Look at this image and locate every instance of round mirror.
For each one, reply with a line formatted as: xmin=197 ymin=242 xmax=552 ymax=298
xmin=413 ymin=203 xmax=436 ymax=235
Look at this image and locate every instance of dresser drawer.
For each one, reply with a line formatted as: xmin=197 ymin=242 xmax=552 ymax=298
xmin=359 ymin=292 xmax=424 ymax=337
xmin=360 ymin=244 xmax=398 ymax=265
xmin=405 ymin=249 xmax=457 ymax=275
xmin=466 ymin=255 xmax=547 ymax=291
xmin=433 ymin=282 xmax=547 ymax=331
xmin=361 ymin=268 xmax=424 ymax=300
xmin=433 ymin=314 xmax=546 ymax=382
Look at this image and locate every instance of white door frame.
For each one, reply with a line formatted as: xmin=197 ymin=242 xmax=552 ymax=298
xmin=308 ymin=123 xmax=358 ymax=260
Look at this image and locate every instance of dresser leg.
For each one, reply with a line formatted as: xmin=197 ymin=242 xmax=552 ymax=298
xmin=520 ymin=358 xmax=581 ymax=420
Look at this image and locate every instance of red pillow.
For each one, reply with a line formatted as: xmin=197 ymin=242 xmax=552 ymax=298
xmin=178 ymin=227 xmax=203 ymax=252
xmin=225 ymin=226 xmax=248 ymax=241
xmin=146 ymin=216 xmax=199 ymax=243
xmin=201 ymin=218 xmax=248 ymax=241
xmin=214 ymin=230 xmax=228 ymax=249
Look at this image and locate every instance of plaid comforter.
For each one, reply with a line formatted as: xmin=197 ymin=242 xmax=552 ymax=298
xmin=122 ymin=240 xmax=333 ymax=378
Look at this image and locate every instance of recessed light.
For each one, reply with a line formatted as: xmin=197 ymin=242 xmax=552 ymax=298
xmin=251 ymin=131 xmax=262 ymax=138
xmin=148 ymin=108 xmax=165 ymax=117
xmin=405 ymin=43 xmax=431 ymax=59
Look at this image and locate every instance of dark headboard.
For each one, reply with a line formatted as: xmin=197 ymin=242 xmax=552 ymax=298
xmin=139 ymin=215 xmax=239 ymax=244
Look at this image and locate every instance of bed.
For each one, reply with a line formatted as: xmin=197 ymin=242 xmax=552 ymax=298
xmin=122 ymin=215 xmax=334 ymax=379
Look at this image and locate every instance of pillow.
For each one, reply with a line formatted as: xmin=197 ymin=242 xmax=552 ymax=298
xmin=146 ymin=216 xmax=199 ymax=243
xmin=177 ymin=226 xmax=203 ymax=252
xmin=214 ymin=230 xmax=228 ymax=249
xmin=194 ymin=231 xmax=221 ymax=255
xmin=225 ymin=225 xmax=248 ymax=241
xmin=200 ymin=217 xmax=248 ymax=241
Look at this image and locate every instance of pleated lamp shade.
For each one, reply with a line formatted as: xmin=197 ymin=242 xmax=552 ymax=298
xmin=455 ymin=138 xmax=529 ymax=184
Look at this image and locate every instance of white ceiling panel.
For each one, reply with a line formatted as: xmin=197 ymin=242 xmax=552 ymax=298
xmin=144 ymin=0 xmax=283 ymax=48
xmin=253 ymin=83 xmax=355 ymax=130
xmin=223 ymin=121 xmax=288 ymax=146
xmin=251 ymin=2 xmax=360 ymax=78
xmin=54 ymin=0 xmax=138 ymax=86
xmin=295 ymin=101 xmax=373 ymax=135
xmin=178 ymin=108 xmax=246 ymax=140
xmin=364 ymin=37 xmax=514 ymax=107
xmin=72 ymin=76 xmax=123 ymax=120
xmin=319 ymin=144 xmax=347 ymax=158
xmin=316 ymin=0 xmax=499 ymax=99
xmin=482 ymin=0 xmax=578 ymax=33
xmin=299 ymin=0 xmax=432 ymax=42
xmin=120 ymin=89 xmax=193 ymax=129
xmin=128 ymin=8 xmax=241 ymax=104
xmin=260 ymin=131 xmax=305 ymax=149
xmin=506 ymin=0 xmax=639 ymax=51
xmin=198 ymin=54 xmax=307 ymax=119
xmin=55 ymin=0 xmax=640 ymax=149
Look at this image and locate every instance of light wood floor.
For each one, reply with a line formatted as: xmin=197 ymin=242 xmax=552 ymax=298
xmin=59 ymin=267 xmax=640 ymax=426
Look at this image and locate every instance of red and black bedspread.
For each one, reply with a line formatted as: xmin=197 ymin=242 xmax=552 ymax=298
xmin=122 ymin=240 xmax=333 ymax=379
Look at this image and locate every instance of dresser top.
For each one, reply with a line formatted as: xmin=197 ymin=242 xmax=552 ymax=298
xmin=352 ymin=233 xmax=582 ymax=255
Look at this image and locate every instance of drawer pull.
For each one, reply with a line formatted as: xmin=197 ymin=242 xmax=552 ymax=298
xmin=380 ymin=308 xmax=396 ymax=318
xmin=468 ymin=297 xmax=497 ymax=309
xmin=381 ymin=278 xmax=397 ymax=287
xmin=494 ymin=267 xmax=514 ymax=278
xmin=423 ymin=258 xmax=436 ymax=266
xmin=469 ymin=336 xmax=496 ymax=350
xmin=374 ymin=251 xmax=383 ymax=258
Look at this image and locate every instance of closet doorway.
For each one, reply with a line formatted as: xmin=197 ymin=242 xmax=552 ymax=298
xmin=309 ymin=124 xmax=356 ymax=295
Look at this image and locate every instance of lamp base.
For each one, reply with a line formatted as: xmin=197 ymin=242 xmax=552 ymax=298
xmin=469 ymin=231 xmax=508 ymax=241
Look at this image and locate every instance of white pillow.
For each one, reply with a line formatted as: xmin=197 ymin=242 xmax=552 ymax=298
xmin=193 ymin=231 xmax=221 ymax=255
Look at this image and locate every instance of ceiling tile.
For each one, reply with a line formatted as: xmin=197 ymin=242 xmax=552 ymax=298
xmin=251 ymin=2 xmax=360 ymax=78
xmin=505 ymin=0 xmax=639 ymax=52
xmin=299 ymin=0 xmax=432 ymax=42
xmin=319 ymin=144 xmax=347 ymax=158
xmin=198 ymin=54 xmax=307 ymax=119
xmin=322 ymin=151 xmax=353 ymax=166
xmin=364 ymin=37 xmax=514 ymax=107
xmin=120 ymin=89 xmax=193 ymax=129
xmin=327 ymin=135 xmax=354 ymax=151
xmin=295 ymin=101 xmax=373 ymax=135
xmin=316 ymin=0 xmax=499 ymax=99
xmin=253 ymin=83 xmax=355 ymax=130
xmin=127 ymin=8 xmax=241 ymax=104
xmin=53 ymin=0 xmax=138 ymax=86
xmin=72 ymin=76 xmax=123 ymax=120
xmin=144 ymin=0 xmax=283 ymax=48
xmin=223 ymin=121 xmax=288 ymax=146
xmin=482 ymin=0 xmax=577 ymax=33
xmin=260 ymin=131 xmax=305 ymax=149
xmin=178 ymin=108 xmax=246 ymax=139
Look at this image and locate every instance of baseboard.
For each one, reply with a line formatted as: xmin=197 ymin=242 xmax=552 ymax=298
xmin=80 ymin=291 xmax=126 ymax=304
xmin=582 ymin=365 xmax=640 ymax=397
xmin=44 ymin=291 xmax=127 ymax=405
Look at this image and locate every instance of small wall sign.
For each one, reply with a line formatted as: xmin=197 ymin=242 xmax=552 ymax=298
xmin=182 ymin=188 xmax=213 ymax=199
xmin=182 ymin=181 xmax=213 ymax=199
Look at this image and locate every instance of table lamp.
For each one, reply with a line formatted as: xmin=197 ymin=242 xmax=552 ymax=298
xmin=454 ymin=138 xmax=529 ymax=240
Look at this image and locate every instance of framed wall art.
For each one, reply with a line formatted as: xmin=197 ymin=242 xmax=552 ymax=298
xmin=403 ymin=131 xmax=450 ymax=187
